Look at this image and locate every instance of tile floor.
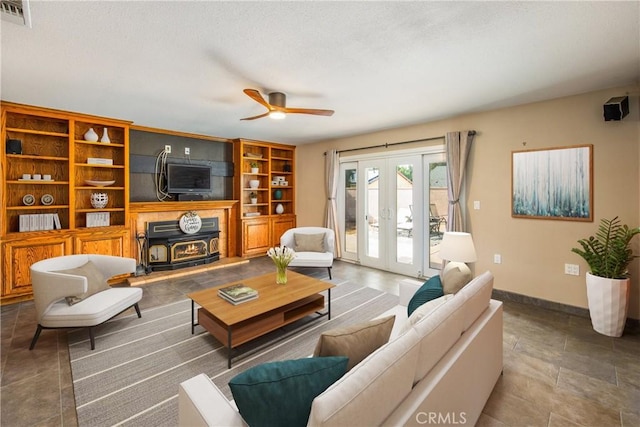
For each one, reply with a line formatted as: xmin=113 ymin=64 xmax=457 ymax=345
xmin=1 ymin=258 xmax=639 ymax=426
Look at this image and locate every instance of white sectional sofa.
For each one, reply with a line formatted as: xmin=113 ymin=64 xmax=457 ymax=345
xmin=179 ymin=271 xmax=503 ymax=426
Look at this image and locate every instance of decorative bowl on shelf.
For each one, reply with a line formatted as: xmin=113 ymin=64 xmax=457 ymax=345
xmin=90 ymin=193 xmax=109 ymax=209
xmin=85 ymin=179 xmax=116 ymax=187
xmin=249 ymin=180 xmax=260 ymax=189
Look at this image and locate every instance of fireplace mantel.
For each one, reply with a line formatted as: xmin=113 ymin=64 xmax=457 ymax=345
xmin=129 ymin=200 xmax=239 ymax=262
xmin=130 ymin=200 xmax=238 ymax=213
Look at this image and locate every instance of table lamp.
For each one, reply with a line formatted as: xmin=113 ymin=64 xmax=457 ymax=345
xmin=439 ymin=232 xmax=477 ymax=290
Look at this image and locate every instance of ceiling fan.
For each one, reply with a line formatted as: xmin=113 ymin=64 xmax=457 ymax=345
xmin=240 ymin=89 xmax=334 ymax=120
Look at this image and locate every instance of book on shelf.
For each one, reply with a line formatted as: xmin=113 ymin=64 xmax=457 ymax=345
xmin=86 ymin=212 xmax=110 ymax=227
xmin=218 ymin=283 xmax=258 ymax=303
xmin=87 ymin=157 xmax=114 ymax=165
xmin=19 ymin=213 xmax=57 ymax=232
xmin=53 ymin=213 xmax=62 ymax=229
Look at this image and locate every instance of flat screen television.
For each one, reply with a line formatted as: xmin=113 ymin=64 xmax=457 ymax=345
xmin=166 ymin=163 xmax=212 ymax=194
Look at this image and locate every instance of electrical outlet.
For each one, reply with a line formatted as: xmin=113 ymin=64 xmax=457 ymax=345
xmin=164 ymin=145 xmax=171 ymax=153
xmin=185 ymin=147 xmax=190 ymax=155
xmin=493 ymin=254 xmax=502 ymax=264
xmin=564 ymin=263 xmax=580 ymax=276
xmin=473 ymin=200 xmax=481 ymax=210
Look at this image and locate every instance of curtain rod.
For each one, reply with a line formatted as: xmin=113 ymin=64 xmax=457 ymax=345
xmin=326 ymin=130 xmax=476 ymax=155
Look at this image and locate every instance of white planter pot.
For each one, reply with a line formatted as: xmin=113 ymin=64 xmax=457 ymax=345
xmin=585 ymin=272 xmax=630 ymax=337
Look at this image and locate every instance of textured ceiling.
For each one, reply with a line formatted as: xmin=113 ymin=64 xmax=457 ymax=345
xmin=2 ymin=1 xmax=639 ymax=144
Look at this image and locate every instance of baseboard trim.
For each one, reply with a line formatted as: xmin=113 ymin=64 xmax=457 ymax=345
xmin=491 ymin=289 xmax=640 ymax=328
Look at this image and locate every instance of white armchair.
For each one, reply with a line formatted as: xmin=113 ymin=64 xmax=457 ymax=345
xmin=280 ymin=227 xmax=335 ymax=279
xmin=29 ymin=254 xmax=143 ymax=350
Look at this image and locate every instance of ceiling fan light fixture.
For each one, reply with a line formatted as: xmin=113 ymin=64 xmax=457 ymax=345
xmin=241 ymin=88 xmax=334 ymax=121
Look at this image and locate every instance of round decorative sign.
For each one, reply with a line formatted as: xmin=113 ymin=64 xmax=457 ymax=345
xmin=22 ymin=194 xmax=35 ymax=206
xmin=179 ymin=211 xmax=202 ymax=234
xmin=41 ymin=194 xmax=54 ymax=206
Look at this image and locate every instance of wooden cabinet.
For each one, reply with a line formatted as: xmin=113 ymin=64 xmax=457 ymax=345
xmin=270 ymin=215 xmax=296 ymax=247
xmin=242 ymin=217 xmax=271 ymax=256
xmin=235 ymin=139 xmax=296 ymax=256
xmin=73 ymin=229 xmax=130 ymax=256
xmin=1 ymin=102 xmax=132 ymax=302
xmin=1 ymin=236 xmax=72 ymax=299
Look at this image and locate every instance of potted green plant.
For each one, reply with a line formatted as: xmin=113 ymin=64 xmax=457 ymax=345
xmin=249 ymin=191 xmax=258 ymax=204
xmin=571 ymin=216 xmax=640 ymax=337
xmin=250 ymin=162 xmax=259 ymax=174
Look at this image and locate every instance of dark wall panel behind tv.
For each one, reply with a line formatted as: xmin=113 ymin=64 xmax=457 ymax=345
xmin=129 ymin=129 xmax=234 ymax=202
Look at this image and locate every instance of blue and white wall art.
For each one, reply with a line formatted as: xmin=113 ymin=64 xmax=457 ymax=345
xmin=512 ymin=145 xmax=593 ymax=221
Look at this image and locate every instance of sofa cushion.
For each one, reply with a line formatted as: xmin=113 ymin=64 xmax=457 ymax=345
xmin=442 ymin=264 xmax=472 ymax=294
xmin=313 ymin=315 xmax=395 ymax=371
xmin=229 ymin=356 xmax=348 ymax=427
xmin=308 ymin=328 xmax=420 ymax=427
xmin=407 ymin=276 xmax=444 ymax=317
xmin=288 ymin=251 xmax=333 ymax=268
xmin=399 ymin=294 xmax=454 ymax=335
xmin=41 ymin=287 xmax=143 ymax=328
xmin=54 ymin=261 xmax=109 ymax=306
xmin=411 ymin=292 xmax=466 ymax=383
xmin=294 ymin=232 xmax=326 ymax=252
xmin=459 ymin=271 xmax=494 ymax=331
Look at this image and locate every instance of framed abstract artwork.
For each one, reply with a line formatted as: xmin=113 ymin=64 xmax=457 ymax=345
xmin=512 ymin=144 xmax=593 ymax=221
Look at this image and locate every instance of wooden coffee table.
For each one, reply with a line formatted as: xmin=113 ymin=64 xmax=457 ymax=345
xmin=188 ymin=271 xmax=334 ymax=368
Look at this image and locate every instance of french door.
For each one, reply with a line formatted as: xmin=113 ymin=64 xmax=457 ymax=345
xmin=356 ymin=156 xmax=422 ymax=276
xmin=338 ymin=151 xmax=446 ymax=277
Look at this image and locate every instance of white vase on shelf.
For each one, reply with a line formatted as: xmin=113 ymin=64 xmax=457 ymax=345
xmin=275 ymin=203 xmax=284 ymax=214
xmin=84 ymin=128 xmax=98 ymax=142
xmin=90 ymin=193 xmax=108 ymax=209
xmin=100 ymin=128 xmax=110 ymax=143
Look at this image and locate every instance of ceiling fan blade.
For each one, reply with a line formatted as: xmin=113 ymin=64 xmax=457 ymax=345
xmin=283 ymin=107 xmax=335 ymax=116
xmin=240 ymin=112 xmax=270 ymax=121
xmin=243 ymin=89 xmax=271 ymax=109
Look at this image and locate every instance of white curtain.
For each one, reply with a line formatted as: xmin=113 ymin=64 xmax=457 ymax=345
xmin=445 ymin=131 xmax=475 ymax=231
xmin=325 ymin=149 xmax=342 ymax=258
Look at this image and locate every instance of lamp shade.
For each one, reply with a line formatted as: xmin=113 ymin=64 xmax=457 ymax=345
xmin=439 ymin=232 xmax=477 ymax=263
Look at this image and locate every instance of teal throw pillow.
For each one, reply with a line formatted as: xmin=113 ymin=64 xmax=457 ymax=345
xmin=229 ymin=356 xmax=348 ymax=427
xmin=407 ymin=275 xmax=444 ymax=317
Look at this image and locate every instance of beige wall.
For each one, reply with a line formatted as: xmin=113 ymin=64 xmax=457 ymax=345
xmin=296 ymin=86 xmax=640 ymax=319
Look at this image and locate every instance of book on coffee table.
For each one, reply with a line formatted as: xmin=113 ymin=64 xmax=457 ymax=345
xmin=219 ymin=292 xmax=258 ymax=305
xmin=218 ymin=283 xmax=258 ymax=304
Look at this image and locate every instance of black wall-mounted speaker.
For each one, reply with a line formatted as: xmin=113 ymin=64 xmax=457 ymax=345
xmin=6 ymin=139 xmax=22 ymax=154
xmin=603 ymin=96 xmax=629 ymax=121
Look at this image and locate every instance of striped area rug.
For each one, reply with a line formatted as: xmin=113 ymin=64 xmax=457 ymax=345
xmin=67 ymin=279 xmax=399 ymax=426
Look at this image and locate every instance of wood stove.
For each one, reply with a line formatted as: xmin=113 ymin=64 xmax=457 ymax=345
xmin=146 ymin=216 xmax=219 ymax=271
